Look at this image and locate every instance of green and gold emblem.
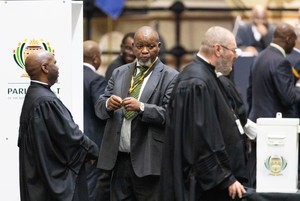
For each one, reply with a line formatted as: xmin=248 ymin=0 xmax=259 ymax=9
xmin=264 ymin=154 xmax=287 ymax=176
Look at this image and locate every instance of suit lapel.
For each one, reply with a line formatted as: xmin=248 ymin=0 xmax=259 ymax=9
xmin=121 ymin=63 xmax=136 ymax=98
xmin=139 ymin=60 xmax=163 ymax=103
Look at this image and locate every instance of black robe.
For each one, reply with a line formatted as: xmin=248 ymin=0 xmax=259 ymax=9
xmin=218 ymin=75 xmax=248 ymax=127
xmin=18 ymin=82 xmax=99 ymax=201
xmin=160 ymin=57 xmax=247 ymax=201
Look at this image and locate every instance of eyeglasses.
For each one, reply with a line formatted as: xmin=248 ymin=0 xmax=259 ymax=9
xmin=220 ymin=45 xmax=242 ymax=56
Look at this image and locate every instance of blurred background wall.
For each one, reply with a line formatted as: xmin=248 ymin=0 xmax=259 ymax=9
xmin=82 ymin=0 xmax=300 ymax=75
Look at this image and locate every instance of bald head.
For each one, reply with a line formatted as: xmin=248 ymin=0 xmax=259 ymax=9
xmin=25 ymin=50 xmax=58 ymax=85
xmin=25 ymin=50 xmax=52 ymax=78
xmin=134 ymin=26 xmax=160 ymax=43
xmin=200 ymin=26 xmax=235 ymax=52
xmin=199 ymin=26 xmax=238 ymax=75
xmin=252 ymin=5 xmax=268 ymax=18
xmin=272 ymin=22 xmax=296 ymax=53
xmin=83 ymin=40 xmax=101 ymax=70
xmin=251 ymin=5 xmax=268 ymax=25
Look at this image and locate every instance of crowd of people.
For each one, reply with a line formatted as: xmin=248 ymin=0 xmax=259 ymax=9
xmin=18 ymin=4 xmax=300 ymax=201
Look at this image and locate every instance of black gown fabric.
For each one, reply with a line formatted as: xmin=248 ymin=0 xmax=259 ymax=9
xmin=18 ymin=82 xmax=99 ymax=201
xmin=160 ymin=57 xmax=247 ymax=201
xmin=218 ymin=75 xmax=248 ymax=127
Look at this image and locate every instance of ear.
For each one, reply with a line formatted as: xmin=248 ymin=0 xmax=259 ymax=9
xmin=41 ymin=64 xmax=49 ymax=74
xmin=157 ymin=42 xmax=161 ymax=48
xmin=214 ymin=44 xmax=222 ymax=57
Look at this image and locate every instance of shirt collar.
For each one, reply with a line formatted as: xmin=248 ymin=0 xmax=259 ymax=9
xmin=293 ymin=47 xmax=300 ymax=54
xmin=84 ymin=62 xmax=96 ymax=72
xmin=270 ymin=43 xmax=286 ymax=57
xmin=215 ymin=71 xmax=223 ymax=77
xmin=31 ymin=80 xmax=48 ymax=86
xmin=251 ymin=25 xmax=262 ymax=41
xmin=196 ymin=53 xmax=210 ymax=64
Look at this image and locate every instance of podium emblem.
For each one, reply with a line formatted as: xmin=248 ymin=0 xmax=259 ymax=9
xmin=264 ymin=154 xmax=287 ymax=175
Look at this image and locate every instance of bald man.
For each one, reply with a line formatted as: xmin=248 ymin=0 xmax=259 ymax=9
xmin=18 ymin=50 xmax=99 ymax=201
xmin=236 ymin=4 xmax=275 ymax=55
xmin=94 ymin=26 xmax=178 ymax=200
xmin=160 ymin=26 xmax=247 ymax=201
xmin=82 ymin=40 xmax=107 ymax=201
xmin=247 ymin=22 xmax=299 ymax=188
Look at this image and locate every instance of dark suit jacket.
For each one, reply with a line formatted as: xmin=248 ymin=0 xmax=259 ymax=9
xmin=247 ymin=45 xmax=300 ymax=121
xmin=84 ymin=65 xmax=107 ymax=148
xmin=105 ymin=55 xmax=125 ymax=81
xmin=287 ymin=49 xmax=300 ymax=117
xmin=95 ymin=59 xmax=178 ymax=177
xmin=236 ymin=22 xmax=275 ymax=52
xmin=287 ymin=49 xmax=300 ymax=74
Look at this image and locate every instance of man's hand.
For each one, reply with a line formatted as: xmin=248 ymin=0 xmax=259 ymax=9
xmin=108 ymin=95 xmax=123 ymax=110
xmin=255 ymin=22 xmax=268 ymax=37
xmin=228 ymin=181 xmax=246 ymax=199
xmin=122 ymin=97 xmax=141 ymax=112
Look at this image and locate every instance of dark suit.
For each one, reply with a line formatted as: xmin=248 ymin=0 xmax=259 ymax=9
xmin=95 ymin=59 xmax=178 ymax=200
xmin=287 ymin=48 xmax=300 ymax=117
xmin=287 ymin=48 xmax=300 ymax=74
xmin=247 ymin=45 xmax=300 ymax=188
xmin=248 ymin=45 xmax=300 ymax=121
xmin=83 ymin=65 xmax=107 ymax=201
xmin=105 ymin=55 xmax=125 ymax=81
xmin=287 ymin=48 xmax=300 ymax=188
xmin=236 ymin=22 xmax=275 ymax=52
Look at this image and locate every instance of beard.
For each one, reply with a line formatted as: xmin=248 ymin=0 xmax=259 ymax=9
xmin=215 ymin=56 xmax=233 ymax=76
xmin=138 ymin=59 xmax=152 ymax=67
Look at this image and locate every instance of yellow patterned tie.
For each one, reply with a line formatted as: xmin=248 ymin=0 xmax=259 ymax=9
xmin=124 ymin=66 xmax=147 ymax=119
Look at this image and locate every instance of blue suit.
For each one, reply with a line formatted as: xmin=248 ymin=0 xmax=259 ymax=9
xmin=287 ymin=48 xmax=300 ymax=75
xmin=248 ymin=45 xmax=300 ymax=121
xmin=83 ymin=65 xmax=107 ymax=201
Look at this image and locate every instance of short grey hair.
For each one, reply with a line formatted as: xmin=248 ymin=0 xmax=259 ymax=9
xmin=200 ymin=26 xmax=234 ymax=53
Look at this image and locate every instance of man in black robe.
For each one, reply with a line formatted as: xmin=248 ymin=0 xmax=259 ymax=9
xmin=160 ymin=26 xmax=247 ymax=201
xmin=18 ymin=50 xmax=99 ymax=201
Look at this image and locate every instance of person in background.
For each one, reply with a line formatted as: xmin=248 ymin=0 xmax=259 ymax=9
xmin=286 ymin=24 xmax=300 ymax=189
xmin=287 ymin=24 xmax=300 ymax=83
xmin=83 ymin=40 xmax=107 ymax=201
xmin=235 ymin=4 xmax=275 ymax=56
xmin=160 ymin=26 xmax=247 ymax=201
xmin=18 ymin=50 xmax=99 ymax=201
xmin=105 ymin=32 xmax=136 ymax=81
xmin=95 ymin=26 xmax=178 ymax=201
xmin=247 ymin=22 xmax=300 ymax=188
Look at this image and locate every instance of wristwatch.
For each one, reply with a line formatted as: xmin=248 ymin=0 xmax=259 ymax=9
xmin=139 ymin=102 xmax=144 ymax=112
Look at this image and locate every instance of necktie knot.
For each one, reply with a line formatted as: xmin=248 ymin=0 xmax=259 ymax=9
xmin=137 ymin=65 xmax=148 ymax=73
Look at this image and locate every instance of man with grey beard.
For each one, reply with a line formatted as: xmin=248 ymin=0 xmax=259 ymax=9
xmin=94 ymin=26 xmax=178 ymax=201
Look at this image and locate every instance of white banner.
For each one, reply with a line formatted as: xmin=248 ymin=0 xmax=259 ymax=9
xmin=0 ymin=1 xmax=83 ymax=200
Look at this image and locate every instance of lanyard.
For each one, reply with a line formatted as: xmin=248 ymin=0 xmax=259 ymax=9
xmin=129 ymin=57 xmax=158 ymax=93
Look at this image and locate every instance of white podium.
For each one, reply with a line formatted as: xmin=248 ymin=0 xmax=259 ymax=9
xmin=256 ymin=113 xmax=300 ymax=193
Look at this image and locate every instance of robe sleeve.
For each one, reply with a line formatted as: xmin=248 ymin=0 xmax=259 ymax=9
xmin=30 ymin=98 xmax=98 ymax=194
xmin=166 ymin=79 xmax=236 ymax=194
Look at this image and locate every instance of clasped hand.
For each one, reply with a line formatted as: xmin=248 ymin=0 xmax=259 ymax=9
xmin=108 ymin=95 xmax=141 ymax=112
